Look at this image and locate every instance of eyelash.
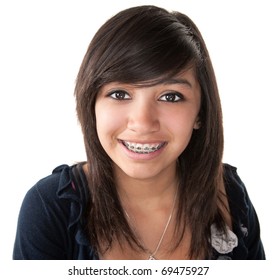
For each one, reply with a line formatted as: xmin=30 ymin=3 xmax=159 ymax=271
xmin=159 ymin=92 xmax=184 ymax=102
xmin=107 ymin=90 xmax=184 ymax=103
xmin=108 ymin=90 xmax=131 ymax=100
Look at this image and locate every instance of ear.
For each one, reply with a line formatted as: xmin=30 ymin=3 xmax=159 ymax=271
xmin=193 ymin=117 xmax=201 ymax=130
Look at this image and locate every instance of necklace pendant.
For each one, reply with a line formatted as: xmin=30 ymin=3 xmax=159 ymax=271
xmin=148 ymin=255 xmax=156 ymax=260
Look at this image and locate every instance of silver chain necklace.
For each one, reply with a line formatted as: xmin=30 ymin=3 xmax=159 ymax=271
xmin=124 ymin=191 xmax=177 ymax=260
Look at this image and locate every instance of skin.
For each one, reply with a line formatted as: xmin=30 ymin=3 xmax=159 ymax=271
xmin=95 ymin=68 xmax=201 ymax=187
xmin=94 ymin=68 xmax=201 ymax=259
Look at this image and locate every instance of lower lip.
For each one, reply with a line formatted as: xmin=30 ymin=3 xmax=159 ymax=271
xmin=119 ymin=141 xmax=167 ymax=160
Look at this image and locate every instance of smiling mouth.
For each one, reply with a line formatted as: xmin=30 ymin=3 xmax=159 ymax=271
xmin=121 ymin=140 xmax=167 ymax=154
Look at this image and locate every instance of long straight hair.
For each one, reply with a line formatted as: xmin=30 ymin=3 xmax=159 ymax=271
xmin=75 ymin=5 xmax=226 ymax=259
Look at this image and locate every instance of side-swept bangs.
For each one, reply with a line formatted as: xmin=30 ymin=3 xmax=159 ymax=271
xmin=83 ymin=6 xmax=204 ymax=89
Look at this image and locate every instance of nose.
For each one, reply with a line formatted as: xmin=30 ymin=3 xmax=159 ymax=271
xmin=127 ymin=99 xmax=160 ymax=134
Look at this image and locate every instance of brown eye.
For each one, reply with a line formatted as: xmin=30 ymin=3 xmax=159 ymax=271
xmin=109 ymin=90 xmax=131 ymax=100
xmin=159 ymin=92 xmax=183 ymax=102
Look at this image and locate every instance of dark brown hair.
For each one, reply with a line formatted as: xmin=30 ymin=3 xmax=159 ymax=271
xmin=75 ymin=5 xmax=226 ymax=259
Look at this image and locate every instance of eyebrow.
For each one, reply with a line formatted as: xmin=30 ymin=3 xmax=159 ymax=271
xmin=158 ymin=78 xmax=193 ymax=88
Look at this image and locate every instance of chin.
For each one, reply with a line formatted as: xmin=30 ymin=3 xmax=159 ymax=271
xmin=118 ymin=166 xmax=164 ymax=181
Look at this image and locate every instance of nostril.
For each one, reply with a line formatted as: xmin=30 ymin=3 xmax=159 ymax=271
xmin=127 ymin=112 xmax=160 ymax=133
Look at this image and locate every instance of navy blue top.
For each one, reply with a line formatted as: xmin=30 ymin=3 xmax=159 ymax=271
xmin=13 ymin=164 xmax=265 ymax=260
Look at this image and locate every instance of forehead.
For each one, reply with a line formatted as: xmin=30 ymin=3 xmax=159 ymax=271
xmin=105 ymin=67 xmax=198 ymax=89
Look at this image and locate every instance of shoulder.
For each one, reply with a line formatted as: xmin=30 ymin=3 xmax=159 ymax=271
xmin=20 ymin=165 xmax=79 ymax=214
xmin=30 ymin=164 xmax=72 ymax=200
xmin=223 ymin=164 xmax=248 ymax=205
xmin=223 ymin=163 xmax=257 ymax=221
xmin=223 ymin=163 xmax=243 ymax=190
xmin=221 ymin=163 xmax=265 ymax=259
xmin=223 ymin=163 xmax=256 ymax=229
xmin=25 ymin=164 xmax=90 ymax=206
xmin=13 ymin=164 xmax=91 ymax=259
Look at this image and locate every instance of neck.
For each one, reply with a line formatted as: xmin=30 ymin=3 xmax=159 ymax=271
xmin=114 ymin=164 xmax=178 ymax=211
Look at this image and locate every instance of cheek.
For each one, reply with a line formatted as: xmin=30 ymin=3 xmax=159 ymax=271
xmin=162 ymin=109 xmax=198 ymax=145
xmin=95 ymin=104 xmax=125 ymax=143
xmin=163 ymin=107 xmax=198 ymax=130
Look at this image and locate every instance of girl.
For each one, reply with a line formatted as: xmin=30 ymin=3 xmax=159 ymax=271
xmin=13 ymin=5 xmax=265 ymax=260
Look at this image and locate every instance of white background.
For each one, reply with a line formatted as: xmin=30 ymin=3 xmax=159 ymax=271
xmin=0 ymin=0 xmax=276 ymax=268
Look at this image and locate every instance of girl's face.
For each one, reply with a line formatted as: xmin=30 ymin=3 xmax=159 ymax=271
xmin=95 ymin=68 xmax=201 ymax=182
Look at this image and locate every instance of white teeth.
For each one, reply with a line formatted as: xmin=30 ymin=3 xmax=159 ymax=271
xmin=123 ymin=141 xmax=164 ymax=154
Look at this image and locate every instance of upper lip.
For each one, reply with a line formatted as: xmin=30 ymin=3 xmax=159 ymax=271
xmin=119 ymin=139 xmax=167 ymax=144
